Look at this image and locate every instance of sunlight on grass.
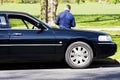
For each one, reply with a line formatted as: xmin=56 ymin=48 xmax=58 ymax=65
xmin=57 ymin=3 xmax=120 ymax=15
xmin=0 ymin=3 xmax=40 ymax=16
xmin=1 ymin=3 xmax=120 ymax=15
xmin=1 ymin=3 xmax=120 ymax=27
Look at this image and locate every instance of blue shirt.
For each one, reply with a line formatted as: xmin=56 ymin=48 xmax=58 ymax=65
xmin=55 ymin=10 xmax=76 ymax=29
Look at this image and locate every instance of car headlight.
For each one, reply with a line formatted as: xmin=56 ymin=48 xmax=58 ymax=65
xmin=98 ymin=35 xmax=112 ymax=41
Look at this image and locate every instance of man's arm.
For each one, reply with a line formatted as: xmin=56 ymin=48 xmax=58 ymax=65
xmin=55 ymin=14 xmax=60 ymax=25
xmin=71 ymin=17 xmax=76 ymax=27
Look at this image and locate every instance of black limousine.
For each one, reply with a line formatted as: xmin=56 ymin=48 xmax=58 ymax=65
xmin=0 ymin=11 xmax=117 ymax=68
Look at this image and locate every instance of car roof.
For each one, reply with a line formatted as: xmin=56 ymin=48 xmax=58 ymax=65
xmin=0 ymin=11 xmax=40 ymax=22
xmin=0 ymin=11 xmax=29 ymax=15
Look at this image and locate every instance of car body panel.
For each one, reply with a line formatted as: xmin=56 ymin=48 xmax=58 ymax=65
xmin=52 ymin=28 xmax=117 ymax=58
xmin=8 ymin=29 xmax=56 ymax=60
xmin=0 ymin=11 xmax=117 ymax=63
xmin=0 ymin=29 xmax=9 ymax=57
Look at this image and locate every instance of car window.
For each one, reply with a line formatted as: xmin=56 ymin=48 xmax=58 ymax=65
xmin=0 ymin=16 xmax=7 ymax=27
xmin=8 ymin=15 xmax=38 ymax=30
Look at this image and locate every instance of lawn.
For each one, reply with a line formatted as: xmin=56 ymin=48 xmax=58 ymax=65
xmin=74 ymin=14 xmax=120 ymax=28
xmin=1 ymin=3 xmax=120 ymax=15
xmin=0 ymin=3 xmax=40 ymax=16
xmin=1 ymin=3 xmax=120 ymax=27
xmin=57 ymin=3 xmax=120 ymax=15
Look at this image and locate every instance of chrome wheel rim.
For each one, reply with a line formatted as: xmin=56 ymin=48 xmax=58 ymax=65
xmin=70 ymin=46 xmax=89 ymax=65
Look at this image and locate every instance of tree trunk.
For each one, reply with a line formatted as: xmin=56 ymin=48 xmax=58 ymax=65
xmin=40 ymin=0 xmax=48 ymax=23
xmin=48 ymin=0 xmax=58 ymax=25
xmin=21 ymin=0 xmax=24 ymax=3
xmin=40 ymin=0 xmax=58 ymax=26
xmin=1 ymin=0 xmax=3 ymax=5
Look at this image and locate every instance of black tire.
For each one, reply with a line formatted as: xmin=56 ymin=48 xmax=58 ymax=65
xmin=65 ymin=41 xmax=93 ymax=69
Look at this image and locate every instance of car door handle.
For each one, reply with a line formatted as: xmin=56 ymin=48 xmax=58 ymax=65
xmin=11 ymin=33 xmax=22 ymax=36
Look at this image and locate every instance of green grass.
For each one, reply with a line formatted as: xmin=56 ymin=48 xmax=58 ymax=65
xmin=101 ymin=30 xmax=120 ymax=59
xmin=57 ymin=3 xmax=120 ymax=27
xmin=1 ymin=3 xmax=120 ymax=15
xmin=111 ymin=35 xmax=120 ymax=59
xmin=1 ymin=3 xmax=120 ymax=27
xmin=57 ymin=3 xmax=120 ymax=15
xmin=0 ymin=3 xmax=40 ymax=16
xmin=75 ymin=14 xmax=120 ymax=28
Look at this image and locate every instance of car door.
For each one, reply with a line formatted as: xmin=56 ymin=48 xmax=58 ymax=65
xmin=0 ymin=14 xmax=9 ymax=58
xmin=8 ymin=14 xmax=56 ymax=62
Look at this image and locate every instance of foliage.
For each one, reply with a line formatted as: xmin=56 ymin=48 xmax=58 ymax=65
xmin=58 ymin=0 xmax=120 ymax=4
xmin=1 ymin=0 xmax=120 ymax=4
xmin=2 ymin=0 xmax=40 ymax=3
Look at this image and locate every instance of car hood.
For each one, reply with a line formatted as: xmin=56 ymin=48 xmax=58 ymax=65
xmin=52 ymin=28 xmax=108 ymax=38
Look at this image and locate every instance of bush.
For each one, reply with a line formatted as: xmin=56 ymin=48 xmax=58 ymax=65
xmin=3 ymin=0 xmax=40 ymax=3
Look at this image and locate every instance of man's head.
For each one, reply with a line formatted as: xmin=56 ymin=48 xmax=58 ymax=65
xmin=65 ymin=4 xmax=71 ymax=11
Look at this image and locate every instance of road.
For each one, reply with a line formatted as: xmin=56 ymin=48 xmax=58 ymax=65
xmin=0 ymin=67 xmax=120 ymax=80
xmin=0 ymin=61 xmax=120 ymax=80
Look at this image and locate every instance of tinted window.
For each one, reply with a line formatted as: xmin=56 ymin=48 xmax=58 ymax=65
xmin=0 ymin=16 xmax=7 ymax=28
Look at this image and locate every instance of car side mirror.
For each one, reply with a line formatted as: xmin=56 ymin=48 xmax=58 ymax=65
xmin=36 ymin=23 xmax=45 ymax=33
xmin=37 ymin=23 xmax=44 ymax=28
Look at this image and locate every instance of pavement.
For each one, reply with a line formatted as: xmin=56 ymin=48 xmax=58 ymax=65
xmin=0 ymin=64 xmax=120 ymax=80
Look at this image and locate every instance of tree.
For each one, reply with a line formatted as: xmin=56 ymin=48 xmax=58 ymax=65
xmin=21 ymin=0 xmax=25 ymax=3
xmin=76 ymin=0 xmax=80 ymax=4
xmin=13 ymin=0 xmax=19 ymax=3
xmin=114 ymin=0 xmax=120 ymax=4
xmin=48 ymin=0 xmax=58 ymax=25
xmin=1 ymin=0 xmax=3 ymax=5
xmin=40 ymin=0 xmax=58 ymax=26
xmin=40 ymin=0 xmax=48 ymax=23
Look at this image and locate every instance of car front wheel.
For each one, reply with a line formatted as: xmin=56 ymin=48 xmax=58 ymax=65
xmin=65 ymin=41 xmax=93 ymax=69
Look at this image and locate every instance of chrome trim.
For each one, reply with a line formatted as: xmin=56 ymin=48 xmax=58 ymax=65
xmin=0 ymin=44 xmax=63 ymax=47
xmin=0 ymin=27 xmax=48 ymax=31
xmin=98 ymin=43 xmax=115 ymax=45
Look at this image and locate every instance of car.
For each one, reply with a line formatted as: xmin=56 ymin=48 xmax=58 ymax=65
xmin=0 ymin=11 xmax=117 ymax=69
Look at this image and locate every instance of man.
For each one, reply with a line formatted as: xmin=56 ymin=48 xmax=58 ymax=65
xmin=55 ymin=4 xmax=76 ymax=29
